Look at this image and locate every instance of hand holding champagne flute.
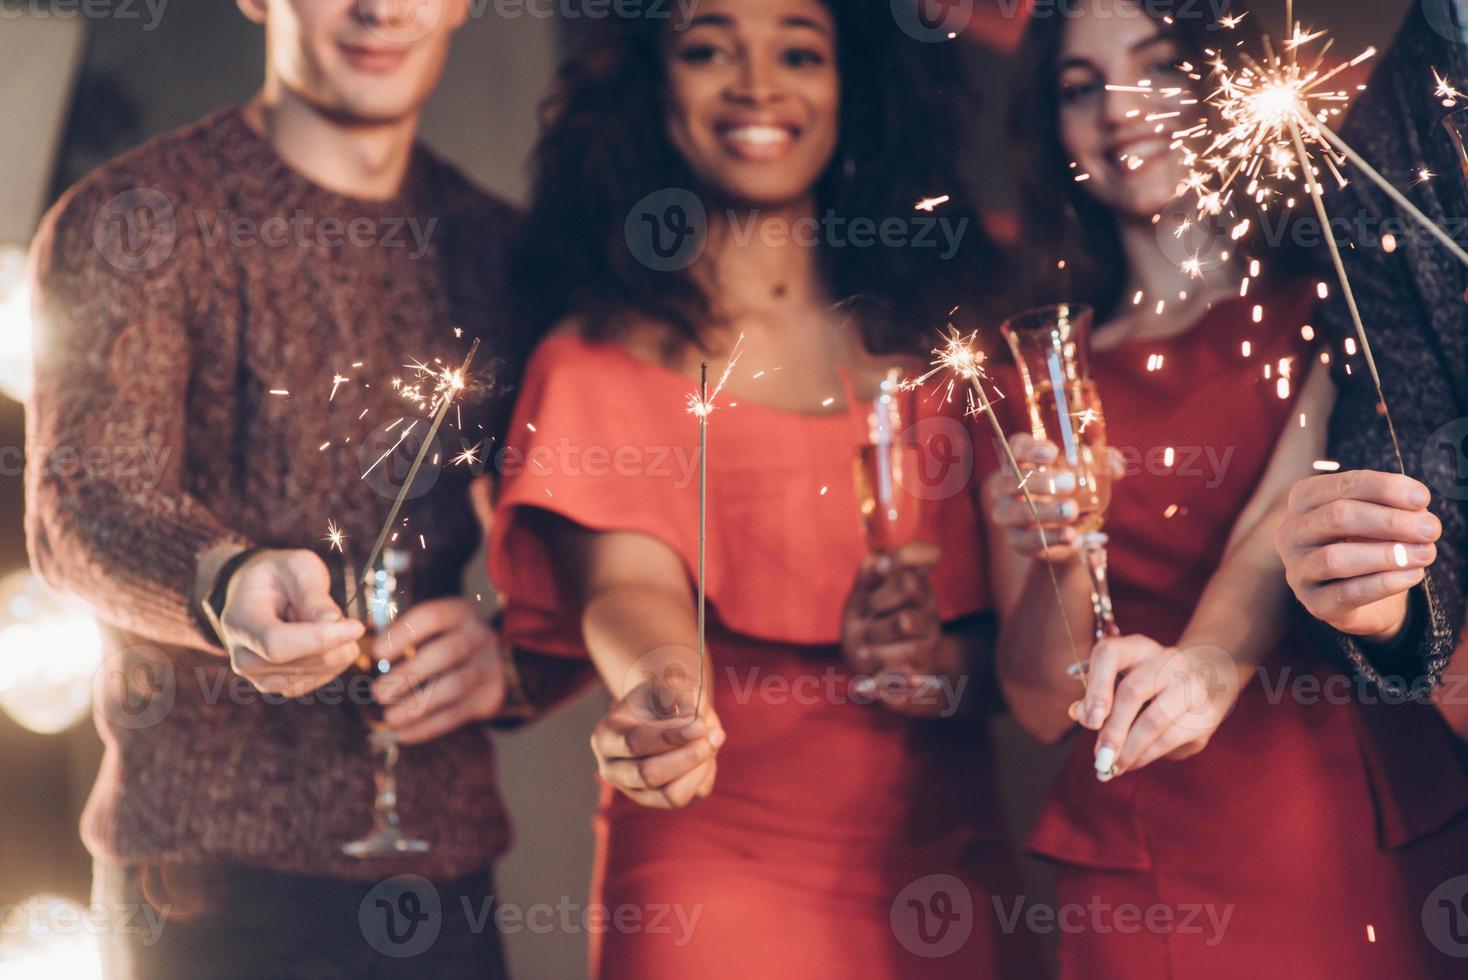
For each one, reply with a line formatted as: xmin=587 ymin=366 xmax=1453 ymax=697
xmin=999 ymin=304 xmax=1122 ymax=642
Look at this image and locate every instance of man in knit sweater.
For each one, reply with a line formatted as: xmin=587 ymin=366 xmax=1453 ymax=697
xmin=26 ymin=2 xmax=531 ymax=975
xmin=1274 ymin=0 xmax=1466 ymax=707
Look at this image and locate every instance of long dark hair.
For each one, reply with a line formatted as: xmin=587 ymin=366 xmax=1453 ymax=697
xmin=1006 ymin=0 xmax=1316 ymax=322
xmin=510 ymin=6 xmax=1006 ymax=357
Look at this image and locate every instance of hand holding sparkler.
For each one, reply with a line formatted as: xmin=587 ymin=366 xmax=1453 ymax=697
xmin=206 ymin=547 xmax=365 ymax=697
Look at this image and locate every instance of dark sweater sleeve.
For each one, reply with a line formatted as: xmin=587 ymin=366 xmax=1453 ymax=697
xmin=1312 ymin=15 xmax=1467 ymax=697
xmin=25 ymin=173 xmax=252 ymax=651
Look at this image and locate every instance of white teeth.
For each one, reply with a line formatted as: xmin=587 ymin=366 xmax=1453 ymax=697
xmin=724 ymin=125 xmax=792 ymax=147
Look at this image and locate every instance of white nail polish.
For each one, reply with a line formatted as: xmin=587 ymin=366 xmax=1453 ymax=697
xmin=1053 ymin=471 xmax=1077 ymax=493
xmin=1095 ymin=746 xmax=1117 ymax=774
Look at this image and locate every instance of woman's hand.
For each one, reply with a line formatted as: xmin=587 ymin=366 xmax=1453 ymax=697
xmin=590 ymin=661 xmax=725 ymax=809
xmin=1073 ymin=634 xmax=1244 ymax=780
xmin=841 ymin=542 xmax=963 ymax=716
xmin=988 ymin=434 xmax=1125 ymax=561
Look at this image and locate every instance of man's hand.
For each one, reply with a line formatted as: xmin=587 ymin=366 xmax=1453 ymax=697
xmin=217 ymin=549 xmax=365 ymax=697
xmin=591 ymin=670 xmax=724 ymax=809
xmin=370 ymin=597 xmax=507 ymax=744
xmin=1275 ymin=471 xmax=1440 ymax=642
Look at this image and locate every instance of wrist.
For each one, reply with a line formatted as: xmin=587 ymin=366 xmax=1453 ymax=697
xmin=196 ymin=544 xmax=266 ymax=647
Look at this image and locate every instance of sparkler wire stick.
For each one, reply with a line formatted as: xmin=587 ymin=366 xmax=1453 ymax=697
xmin=696 ymin=363 xmax=708 ymax=715
xmin=1288 ymin=119 xmax=1409 ymax=473
xmin=911 ymin=330 xmax=1087 ymax=682
xmin=351 ymin=339 xmax=480 ymax=602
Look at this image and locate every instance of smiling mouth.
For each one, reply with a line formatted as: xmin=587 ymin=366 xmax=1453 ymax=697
xmin=339 ymin=42 xmax=411 ymax=74
xmin=1109 ymin=137 xmax=1171 ymax=174
xmin=717 ymin=124 xmax=800 ymax=161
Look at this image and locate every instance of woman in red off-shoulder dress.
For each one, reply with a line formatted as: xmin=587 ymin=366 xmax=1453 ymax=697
xmin=986 ymin=3 xmax=1468 ymax=976
xmin=488 ymin=2 xmax=1038 ymax=977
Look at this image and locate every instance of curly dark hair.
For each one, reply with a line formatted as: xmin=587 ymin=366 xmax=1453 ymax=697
xmin=1006 ymin=0 xmax=1319 ymax=322
xmin=509 ymin=5 xmax=1007 ymax=358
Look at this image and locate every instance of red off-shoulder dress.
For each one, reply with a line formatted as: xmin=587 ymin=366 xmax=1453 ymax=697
xmin=489 ymin=335 xmax=1039 ymax=979
xmin=1020 ymin=283 xmax=1468 ymax=978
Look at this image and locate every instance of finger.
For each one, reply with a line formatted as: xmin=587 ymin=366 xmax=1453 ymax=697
xmin=1296 ymin=500 xmax=1441 ymax=547
xmin=1107 ymin=447 xmax=1127 ymax=478
xmin=1094 ymin=659 xmax=1170 ymax=777
xmin=600 ymin=736 xmax=716 ymax=792
xmin=616 ymin=715 xmax=707 ymax=762
xmin=1006 ymin=525 xmax=1078 ymax=557
xmin=993 ymin=494 xmax=1079 ymax=529
xmin=393 ymin=701 xmax=477 ymax=745
xmin=374 ymin=598 xmax=476 ymax=660
xmin=890 ymin=541 xmax=942 ymax=572
xmin=1079 ymin=637 xmax=1150 ymax=729
xmin=864 ymin=608 xmax=938 ymax=645
xmin=657 ymin=758 xmax=717 ymax=808
xmin=865 ymin=567 xmax=932 ymax=617
xmin=383 ymin=659 xmax=479 ymax=725
xmin=1130 ymin=722 xmax=1207 ymax=771
xmin=1289 ymin=470 xmax=1432 ymax=515
xmin=1296 ymin=541 xmax=1436 ymax=587
xmin=257 ymin=619 xmax=365 ymax=665
xmin=1305 ymin=568 xmax=1427 ymax=618
xmin=374 ymin=630 xmax=480 ymax=705
xmin=1115 ymin=684 xmax=1195 ymax=772
xmin=280 ymin=551 xmax=345 ymax=623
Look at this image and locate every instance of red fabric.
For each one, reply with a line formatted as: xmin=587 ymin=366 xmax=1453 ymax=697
xmin=490 ymin=336 xmax=1040 ymax=978
xmin=1021 ymin=283 xmax=1468 ymax=978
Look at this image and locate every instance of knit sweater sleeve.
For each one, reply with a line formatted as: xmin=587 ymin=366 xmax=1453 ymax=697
xmin=25 ymin=169 xmax=251 ymax=651
xmin=1312 ymin=13 xmax=1466 ymax=697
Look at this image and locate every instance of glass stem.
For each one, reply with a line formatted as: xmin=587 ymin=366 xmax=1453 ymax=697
xmin=1078 ymin=531 xmax=1120 ymax=643
xmin=368 ymin=729 xmax=404 ymax=833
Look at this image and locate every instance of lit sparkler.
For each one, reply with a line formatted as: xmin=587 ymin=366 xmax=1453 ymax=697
xmin=349 ymin=339 xmax=480 ymax=606
xmin=685 ymin=334 xmax=744 ymax=714
xmin=324 ymin=519 xmax=346 ymax=553
xmin=905 ymin=327 xmax=1085 ymax=678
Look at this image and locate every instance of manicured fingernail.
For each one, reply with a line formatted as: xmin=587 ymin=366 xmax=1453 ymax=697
xmin=1095 ymin=746 xmax=1117 ymax=775
xmin=709 ymin=728 xmax=726 ymax=748
xmin=1411 ymin=544 xmax=1435 ymax=563
xmin=1053 ymin=471 xmax=1076 ymax=493
xmin=1065 ymin=661 xmax=1089 ymax=678
xmin=1060 ymin=500 xmax=1079 ymax=519
xmin=1096 ymin=767 xmax=1116 ymax=784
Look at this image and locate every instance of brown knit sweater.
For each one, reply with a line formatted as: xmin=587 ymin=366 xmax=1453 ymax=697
xmin=26 ymin=107 xmax=518 ymax=880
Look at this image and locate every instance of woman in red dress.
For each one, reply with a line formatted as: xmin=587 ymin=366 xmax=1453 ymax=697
xmin=489 ymin=1 xmax=1037 ymax=976
xmin=986 ymin=1 xmax=1468 ymax=977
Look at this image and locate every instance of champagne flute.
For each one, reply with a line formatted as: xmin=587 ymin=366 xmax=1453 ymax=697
xmin=342 ymin=547 xmax=430 ymax=858
xmin=846 ymin=365 xmax=942 ymax=698
xmin=1000 ymin=304 xmax=1119 ymax=642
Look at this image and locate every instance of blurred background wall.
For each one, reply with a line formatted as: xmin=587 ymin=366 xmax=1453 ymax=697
xmin=0 ymin=1 xmax=1418 ymax=977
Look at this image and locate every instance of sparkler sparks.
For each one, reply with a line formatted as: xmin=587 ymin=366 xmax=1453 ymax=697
xmin=324 ymin=519 xmax=346 ymax=552
xmin=914 ymin=194 xmax=951 ymax=212
xmin=1434 ymin=67 xmax=1463 ymax=108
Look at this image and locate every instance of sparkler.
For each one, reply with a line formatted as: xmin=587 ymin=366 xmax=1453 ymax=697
xmin=349 ymin=338 xmax=479 ymax=604
xmin=905 ymin=327 xmax=1085 ymax=679
xmin=1151 ymin=3 xmax=1468 ymax=474
xmin=685 ymin=335 xmax=744 ymax=714
xmin=1153 ymin=1 xmax=1451 ymax=641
